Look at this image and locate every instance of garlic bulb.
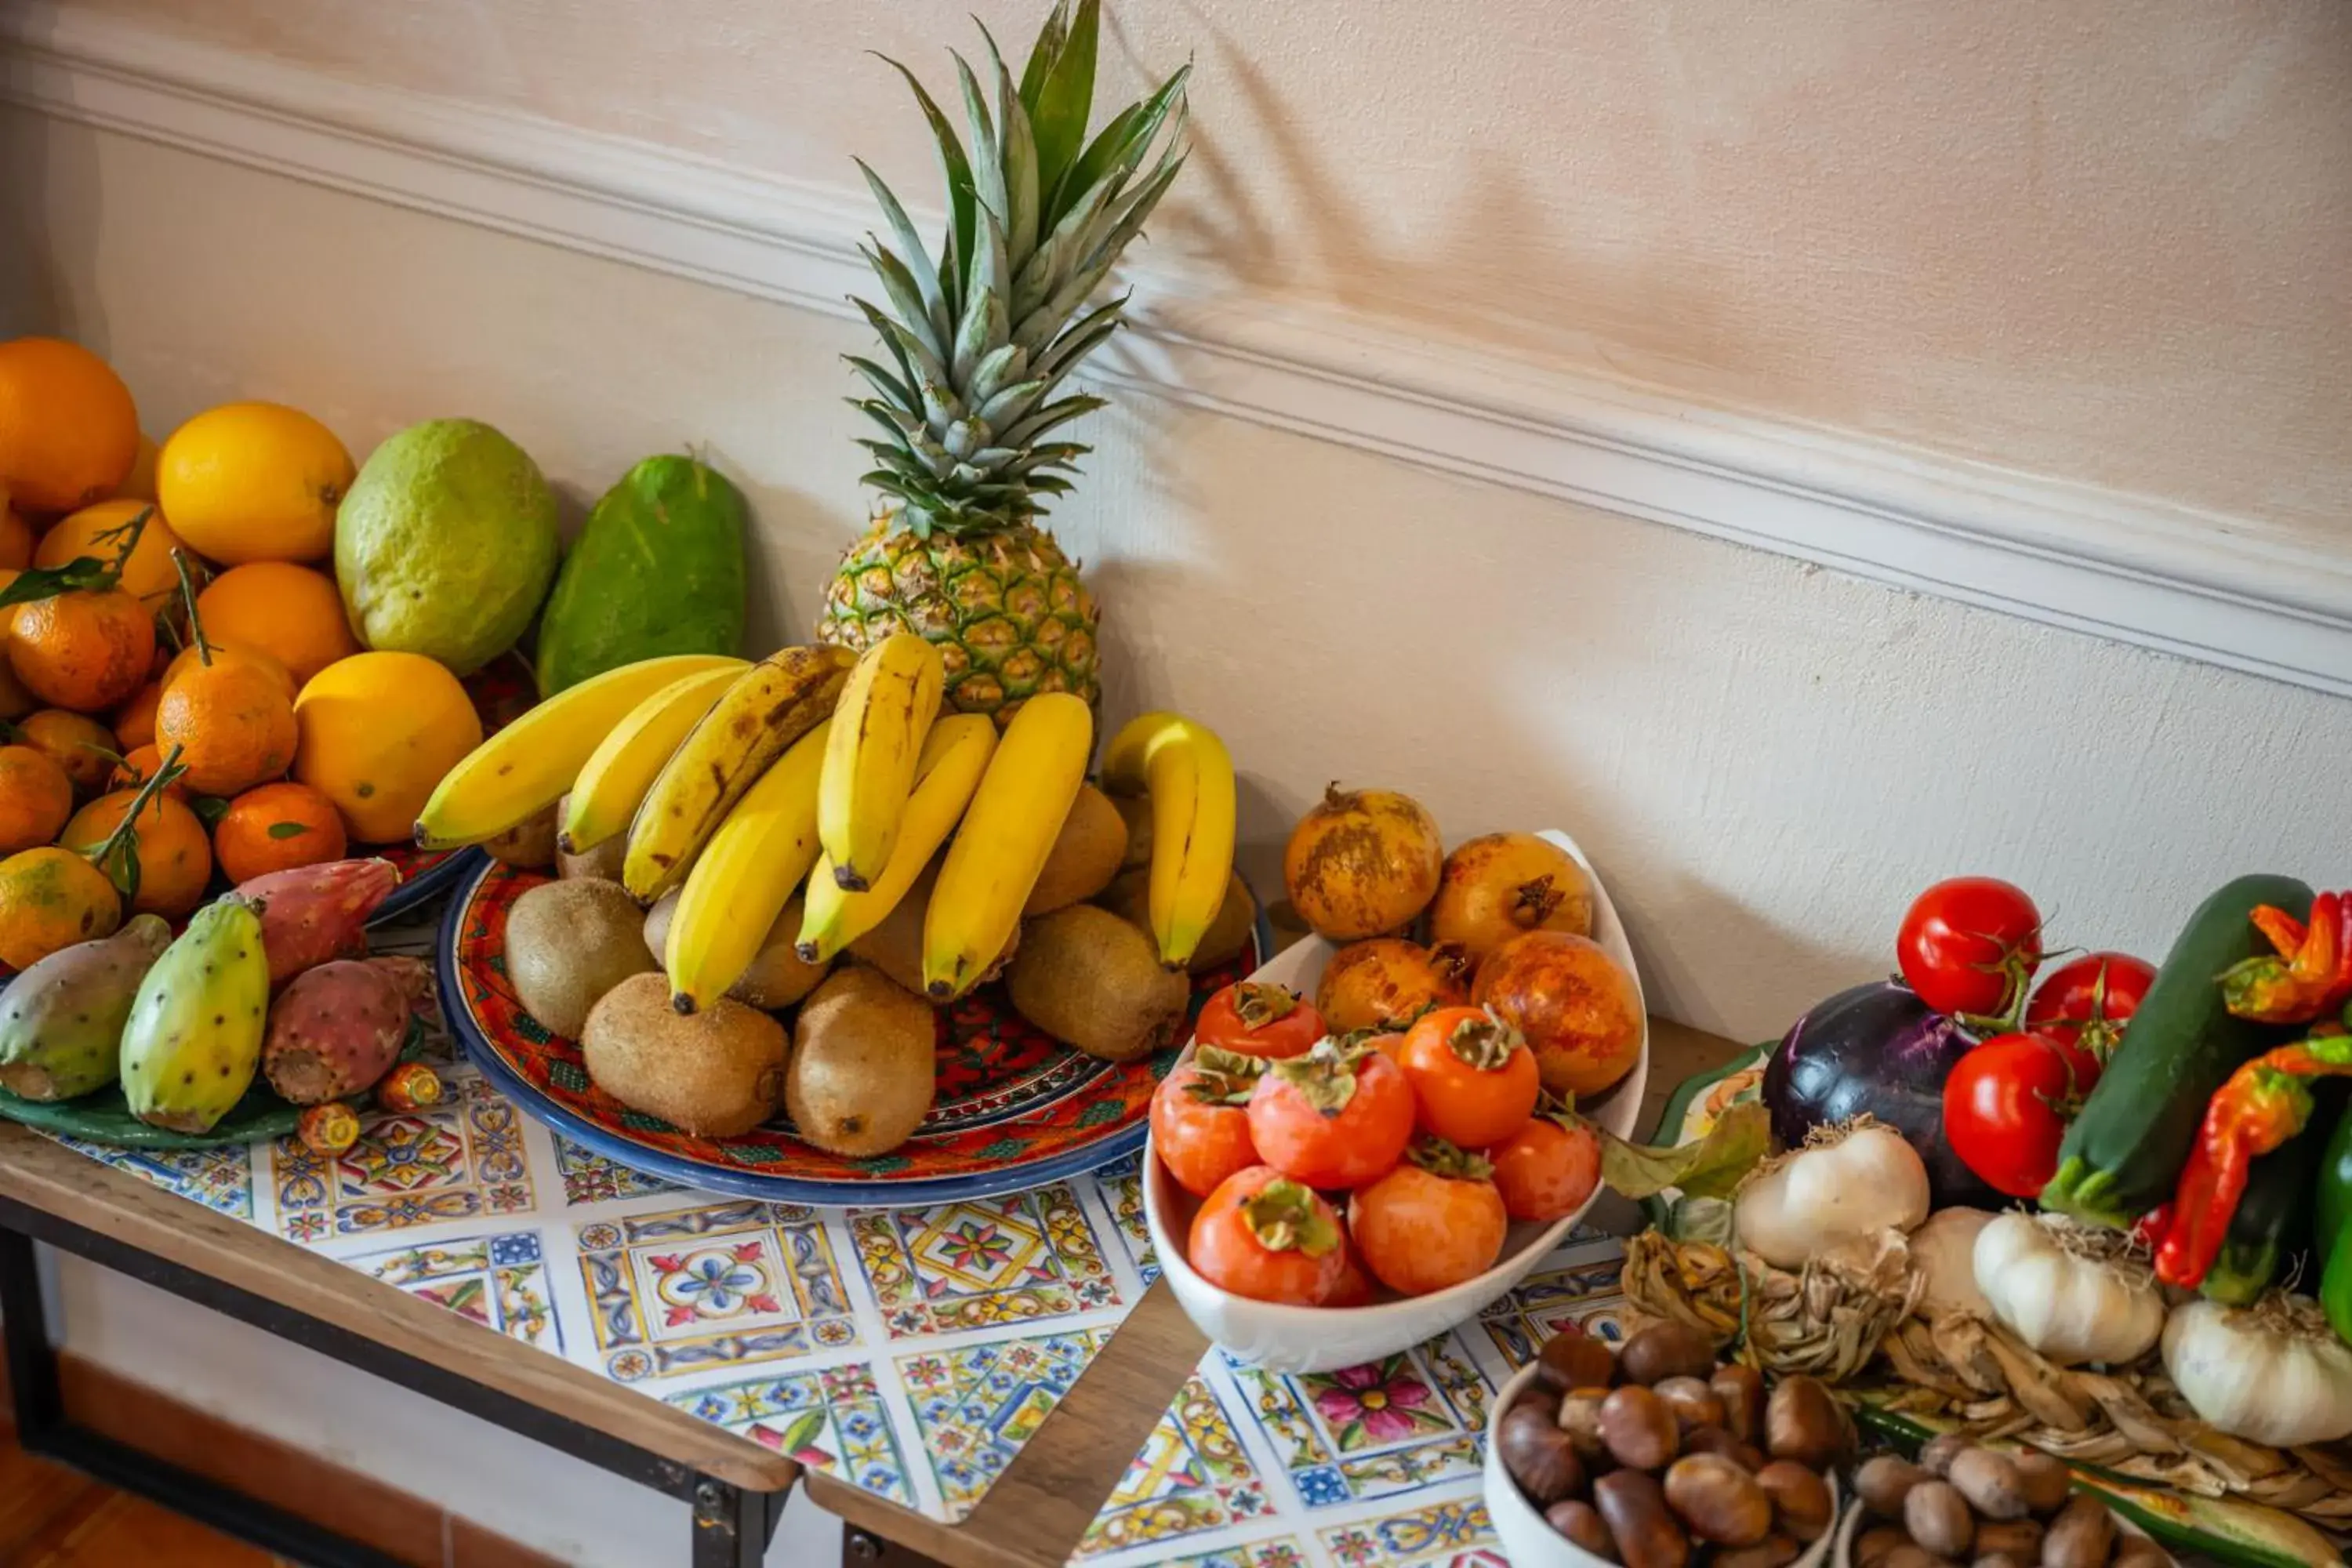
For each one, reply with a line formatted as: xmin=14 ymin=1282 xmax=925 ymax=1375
xmin=1733 ymin=1122 xmax=1930 ymax=1269
xmin=2163 ymin=1297 xmax=2352 ymax=1446
xmin=1972 ymin=1211 xmax=2164 ymax=1366
xmin=1908 ymin=1207 xmax=1994 ymax=1319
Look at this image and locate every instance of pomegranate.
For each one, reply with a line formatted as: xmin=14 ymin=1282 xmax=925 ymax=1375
xmin=1315 ymin=938 xmax=1470 ymax=1033
xmin=1283 ymin=783 xmax=1443 ymax=940
xmin=1428 ymin=832 xmax=1594 ymax=962
xmin=1473 ymin=930 xmax=1642 ymax=1098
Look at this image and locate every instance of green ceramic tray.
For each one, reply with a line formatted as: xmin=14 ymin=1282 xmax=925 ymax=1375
xmin=0 ymin=1017 xmax=427 ymax=1151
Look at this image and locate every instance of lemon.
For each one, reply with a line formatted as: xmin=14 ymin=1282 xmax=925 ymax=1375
xmin=158 ymin=401 xmax=354 ymax=564
xmin=294 ymin=652 xmax=484 ymax=844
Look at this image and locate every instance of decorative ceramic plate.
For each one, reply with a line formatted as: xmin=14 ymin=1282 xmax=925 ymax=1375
xmin=0 ymin=1017 xmax=426 ymax=1151
xmin=369 ymin=653 xmax=539 ymax=924
xmin=438 ymin=858 xmax=1271 ymax=1204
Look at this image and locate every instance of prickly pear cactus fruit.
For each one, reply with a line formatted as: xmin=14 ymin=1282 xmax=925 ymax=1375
xmin=239 ymin=858 xmax=399 ymax=987
xmin=120 ymin=898 xmax=270 ymax=1134
xmin=263 ymin=956 xmax=429 ymax=1105
xmin=0 ymin=914 xmax=172 ymax=1101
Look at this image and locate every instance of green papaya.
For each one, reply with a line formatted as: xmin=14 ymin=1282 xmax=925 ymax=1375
xmin=120 ymin=898 xmax=270 ymax=1134
xmin=0 ymin=915 xmax=171 ymax=1100
xmin=534 ymin=456 xmax=748 ymax=695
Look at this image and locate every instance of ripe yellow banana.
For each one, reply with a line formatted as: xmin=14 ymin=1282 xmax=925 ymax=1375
xmin=1101 ymin=712 xmax=1237 ymax=967
xmin=798 ymin=714 xmax=996 ymax=964
xmin=922 ymin=692 xmax=1093 ymax=1000
xmin=665 ymin=718 xmax=831 ymax=1013
xmin=622 ymin=644 xmax=855 ymax=902
xmin=413 ymin=654 xmax=747 ymax=850
xmin=559 ymin=665 xmax=745 ymax=854
xmin=818 ymin=633 xmax=945 ymax=892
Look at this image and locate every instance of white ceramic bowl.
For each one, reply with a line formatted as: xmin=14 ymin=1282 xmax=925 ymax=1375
xmin=1142 ymin=828 xmax=1648 ymax=1374
xmin=1484 ymin=1360 xmax=1844 ymax=1567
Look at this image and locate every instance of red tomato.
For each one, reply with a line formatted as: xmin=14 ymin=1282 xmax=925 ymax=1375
xmin=1896 ymin=877 xmax=2044 ymax=1019
xmin=1247 ymin=1047 xmax=1415 ymax=1189
xmin=1941 ymin=1031 xmax=2099 ymax=1198
xmin=1151 ymin=1052 xmax=1264 ymax=1199
xmin=1348 ymin=1150 xmax=1508 ymax=1296
xmin=1489 ymin=1114 xmax=1602 ymax=1222
xmin=2026 ymin=952 xmax=2154 ymax=1057
xmin=1396 ymin=1005 xmax=1541 ymax=1149
xmin=1194 ymin=982 xmax=1327 ymax=1061
xmin=1323 ymin=1226 xmax=1377 ymax=1308
xmin=1187 ymin=1165 xmax=1345 ymax=1305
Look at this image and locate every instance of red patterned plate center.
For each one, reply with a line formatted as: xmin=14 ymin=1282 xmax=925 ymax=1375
xmin=446 ymin=863 xmax=1255 ymax=1192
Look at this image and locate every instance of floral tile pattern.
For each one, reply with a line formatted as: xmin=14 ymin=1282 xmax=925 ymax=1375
xmin=1316 ymin=1497 xmax=1501 ymax=1567
xmin=343 ymin=1231 xmax=559 ymax=1350
xmin=853 ymin=1182 xmax=1120 ymax=1337
xmin=575 ymin=1200 xmax=857 ymax=1381
xmin=1476 ymin=1245 xmax=1630 ymax=1369
xmin=1239 ymin=1334 xmax=1492 ymax=1511
xmin=1091 ymin=1151 xmax=1157 ymax=1287
xmin=54 ymin=1137 xmax=253 ymax=1220
xmin=551 ymin=1131 xmax=681 ymax=1205
xmin=1074 ymin=1374 xmax=1270 ymax=1558
xmin=270 ymin=1074 xmax=532 ymax=1241
xmin=664 ymin=1362 xmax=911 ymax=1506
xmin=898 ymin=1327 xmax=1109 ymax=1520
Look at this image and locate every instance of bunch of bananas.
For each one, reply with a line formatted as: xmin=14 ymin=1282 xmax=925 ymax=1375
xmin=414 ymin=640 xmax=1238 ymax=1014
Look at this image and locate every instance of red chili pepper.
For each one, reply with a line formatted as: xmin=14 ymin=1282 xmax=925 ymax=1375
xmin=2223 ymin=893 xmax=2352 ymax=1025
xmin=2154 ymin=1033 xmax=2352 ymax=1287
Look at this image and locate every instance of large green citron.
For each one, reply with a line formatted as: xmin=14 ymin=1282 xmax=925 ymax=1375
xmin=336 ymin=419 xmax=559 ymax=677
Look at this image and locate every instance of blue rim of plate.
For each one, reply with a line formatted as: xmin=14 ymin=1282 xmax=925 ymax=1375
xmin=436 ymin=855 xmax=1278 ymax=1206
xmin=373 ymin=846 xmax=490 ymax=927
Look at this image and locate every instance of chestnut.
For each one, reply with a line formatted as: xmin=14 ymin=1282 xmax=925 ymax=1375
xmin=1500 ymin=1403 xmax=1586 ymax=1505
xmin=1538 ymin=1325 xmax=1621 ymax=1392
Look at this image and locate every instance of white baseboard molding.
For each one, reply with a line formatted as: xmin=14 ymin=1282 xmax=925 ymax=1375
xmin=7 ymin=3 xmax=2351 ymax=698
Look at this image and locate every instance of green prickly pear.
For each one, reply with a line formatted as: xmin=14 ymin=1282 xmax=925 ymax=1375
xmin=120 ymin=897 xmax=270 ymax=1134
xmin=0 ymin=915 xmax=172 ymax=1101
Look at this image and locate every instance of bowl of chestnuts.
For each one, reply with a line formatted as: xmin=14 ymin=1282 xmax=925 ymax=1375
xmin=1485 ymin=1319 xmax=1847 ymax=1568
xmin=1838 ymin=1432 xmax=2172 ymax=1568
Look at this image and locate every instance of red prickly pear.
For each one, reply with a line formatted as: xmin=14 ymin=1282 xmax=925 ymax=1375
xmin=262 ymin=956 xmax=431 ymax=1105
xmin=297 ymin=1101 xmax=361 ymax=1156
xmin=238 ymin=858 xmax=401 ymax=988
xmin=376 ymin=1061 xmax=443 ymax=1115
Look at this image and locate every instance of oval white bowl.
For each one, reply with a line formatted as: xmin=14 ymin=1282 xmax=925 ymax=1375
xmin=1142 ymin=828 xmax=1648 ymax=1374
xmin=1484 ymin=1359 xmax=1844 ymax=1567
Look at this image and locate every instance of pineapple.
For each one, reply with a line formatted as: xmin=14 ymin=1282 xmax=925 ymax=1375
xmin=815 ymin=0 xmax=1189 ymax=723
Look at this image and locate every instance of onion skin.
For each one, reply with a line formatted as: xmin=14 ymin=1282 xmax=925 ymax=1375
xmin=1761 ymin=982 xmax=2002 ymax=1210
xmin=1283 ymin=784 xmax=1443 ymax=940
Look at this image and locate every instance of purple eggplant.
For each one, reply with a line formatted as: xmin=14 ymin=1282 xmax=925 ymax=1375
xmin=1761 ymin=980 xmax=2002 ymax=1209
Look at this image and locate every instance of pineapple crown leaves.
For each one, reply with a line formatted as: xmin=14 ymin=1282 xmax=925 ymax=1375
xmin=848 ymin=0 xmax=1191 ymax=539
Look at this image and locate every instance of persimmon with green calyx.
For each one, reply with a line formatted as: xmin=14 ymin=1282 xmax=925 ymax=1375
xmin=1397 ymin=1004 xmax=1541 ymax=1149
xmin=0 ymin=742 xmax=187 ymax=967
xmin=1490 ymin=1098 xmax=1603 ymax=1222
xmin=1349 ymin=1138 xmax=1508 ymax=1297
xmin=1246 ymin=1037 xmax=1414 ymax=1189
xmin=1150 ymin=1046 xmax=1265 ymax=1199
xmin=1192 ymin=981 xmax=1324 ymax=1060
xmin=1187 ymin=1165 xmax=1345 ymax=1306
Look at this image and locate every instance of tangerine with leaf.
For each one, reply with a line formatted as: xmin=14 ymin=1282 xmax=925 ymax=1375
xmin=154 ymin=550 xmax=298 ymax=795
xmin=14 ymin=709 xmax=117 ymax=796
xmin=60 ymin=757 xmax=211 ymax=918
xmin=0 ymin=745 xmax=185 ymax=967
xmin=0 ymin=742 xmax=72 ymax=855
xmin=212 ymin=780 xmax=345 ymax=884
xmin=5 ymin=504 xmax=161 ymax=713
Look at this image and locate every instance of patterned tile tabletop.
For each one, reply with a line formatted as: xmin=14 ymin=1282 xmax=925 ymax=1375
xmin=39 ymin=916 xmax=1636 ymax=1563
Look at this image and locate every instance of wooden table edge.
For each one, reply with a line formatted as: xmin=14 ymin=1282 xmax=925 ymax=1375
xmin=0 ymin=1120 xmax=799 ymax=1494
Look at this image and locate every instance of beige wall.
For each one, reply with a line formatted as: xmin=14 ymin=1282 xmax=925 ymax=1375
xmin=42 ymin=0 xmax=2352 ymax=535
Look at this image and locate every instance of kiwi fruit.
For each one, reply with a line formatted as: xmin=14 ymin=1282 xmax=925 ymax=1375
xmin=485 ymin=803 xmax=558 ymax=870
xmin=1098 ymin=867 xmax=1257 ymax=973
xmin=1024 ymin=784 xmax=1127 ymax=916
xmin=504 ymin=878 xmax=657 ymax=1038
xmin=554 ymin=793 xmax=628 ymax=883
xmin=1110 ymin=791 xmax=1152 ymax=870
xmin=850 ymin=862 xmax=1014 ymax=995
xmin=644 ymin=891 xmax=831 ymax=1010
xmin=1007 ymin=903 xmax=1191 ymax=1061
xmin=787 ymin=967 xmax=937 ymax=1156
xmin=582 ymin=973 xmax=787 ymax=1137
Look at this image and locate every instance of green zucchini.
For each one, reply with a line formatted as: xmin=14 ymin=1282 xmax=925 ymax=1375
xmin=2316 ymin=1093 xmax=2352 ymax=1254
xmin=2203 ymin=1085 xmax=2343 ymax=1304
xmin=2042 ymin=874 xmax=2312 ymax=1229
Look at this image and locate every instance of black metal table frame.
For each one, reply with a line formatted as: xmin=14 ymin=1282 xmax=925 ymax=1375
xmin=0 ymin=1198 xmax=789 ymax=1567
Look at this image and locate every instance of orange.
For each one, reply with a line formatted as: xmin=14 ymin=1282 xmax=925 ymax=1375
xmin=113 ymin=434 xmax=160 ymax=504
xmin=0 ymin=846 xmax=121 ymax=970
xmin=194 ymin=561 xmax=358 ymax=688
xmin=13 ymin=710 xmax=114 ymax=796
xmin=61 ymin=785 xmax=211 ymax=917
xmin=295 ymin=652 xmax=482 ymax=844
xmin=113 ymin=681 xmax=163 ymax=750
xmin=34 ymin=499 xmax=188 ymax=613
xmin=162 ymin=639 xmax=295 ymax=703
xmin=0 ymin=744 xmax=72 ymax=855
xmin=0 ymin=491 xmax=32 ymax=570
xmin=155 ymin=652 xmax=298 ymax=797
xmin=157 ymin=402 xmax=354 ymax=564
xmin=9 ymin=589 xmax=156 ymax=713
xmin=0 ymin=338 xmax=139 ymax=514
xmin=212 ymin=780 xmax=346 ymax=884
xmin=108 ymin=742 xmax=187 ymax=800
